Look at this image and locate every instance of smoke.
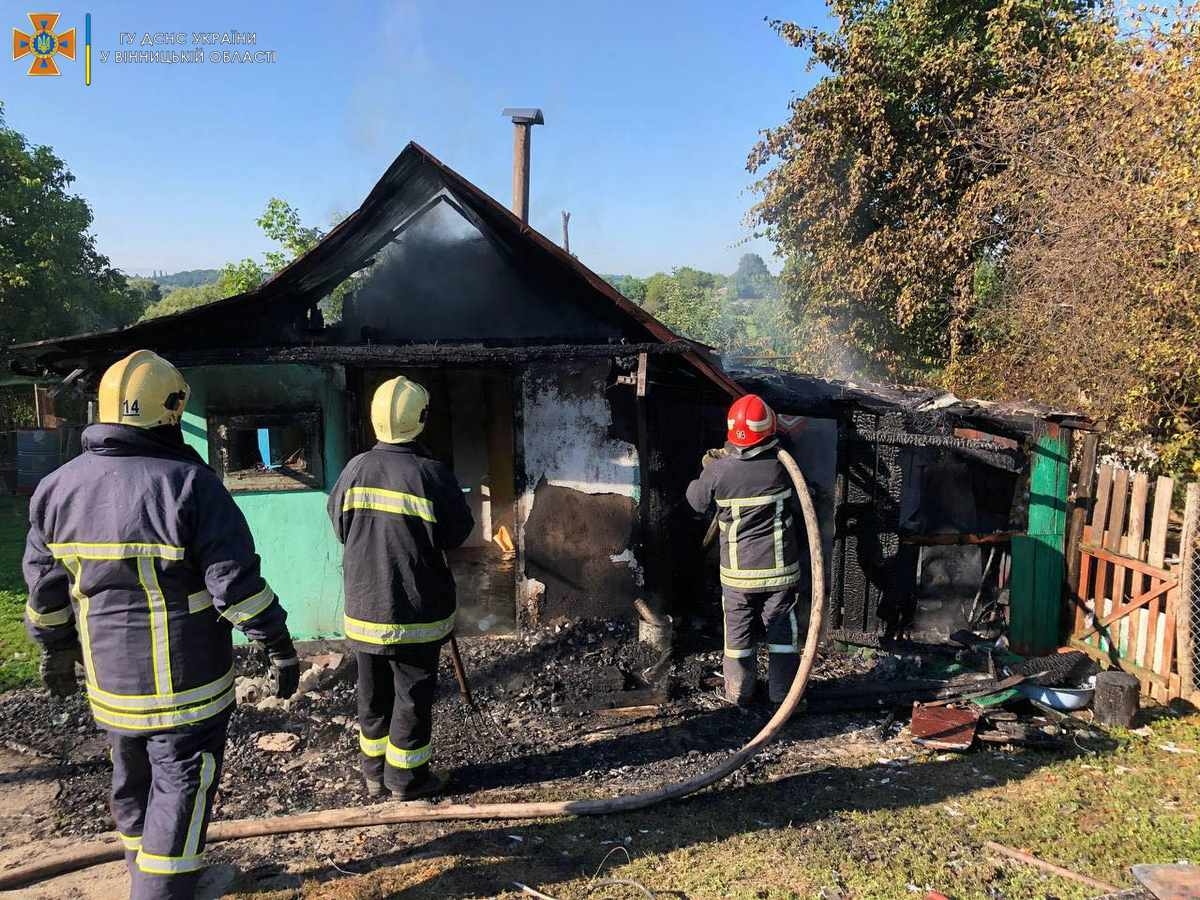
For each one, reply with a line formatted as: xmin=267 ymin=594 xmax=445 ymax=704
xmin=340 ymin=199 xmax=618 ymax=343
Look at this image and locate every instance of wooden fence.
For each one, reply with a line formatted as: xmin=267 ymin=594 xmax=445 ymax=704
xmin=1067 ymin=457 xmax=1199 ymax=703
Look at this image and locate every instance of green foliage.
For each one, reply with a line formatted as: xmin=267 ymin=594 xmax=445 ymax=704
xmin=655 ymin=270 xmax=728 ymax=346
xmin=139 ymin=280 xmax=228 ymax=320
xmin=0 ymin=383 xmax=35 ymax=431
xmin=125 ymin=277 xmax=161 ymax=307
xmin=257 ymin=197 xmax=324 ymax=273
xmin=642 ymin=273 xmax=673 ymax=315
xmin=151 ymin=268 xmax=219 ymax=291
xmin=606 ymin=264 xmax=799 ymax=361
xmin=141 ymin=198 xmax=340 ymax=321
xmin=604 ymin=274 xmax=648 ymax=306
xmin=945 ymin=4 xmax=1200 ymax=477
xmin=219 ymin=257 xmax=267 ymax=294
xmin=0 ymin=498 xmax=36 ymax=690
xmin=749 ymin=0 xmax=1096 ymax=381
xmin=0 ymin=103 xmax=148 ymax=344
xmin=733 ymin=253 xmax=777 ymax=300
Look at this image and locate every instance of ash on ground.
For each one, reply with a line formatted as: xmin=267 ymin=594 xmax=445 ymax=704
xmin=0 ymin=619 xmax=903 ymax=844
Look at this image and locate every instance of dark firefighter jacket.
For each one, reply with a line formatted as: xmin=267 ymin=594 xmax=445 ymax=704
xmin=23 ymin=424 xmax=290 ymax=735
xmin=686 ymin=438 xmax=805 ymax=593
xmin=327 ymin=442 xmax=474 ymax=654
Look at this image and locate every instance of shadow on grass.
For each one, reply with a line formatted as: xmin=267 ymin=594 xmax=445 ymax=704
xmin=231 ymin=719 xmax=1118 ymax=898
xmin=0 ymin=496 xmax=29 ymax=592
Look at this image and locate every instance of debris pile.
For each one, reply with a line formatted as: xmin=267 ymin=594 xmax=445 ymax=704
xmin=909 ymin=650 xmax=1109 ymax=754
xmin=0 ymin=619 xmax=913 ymax=841
xmin=0 ymin=621 xmax=1124 ymax=849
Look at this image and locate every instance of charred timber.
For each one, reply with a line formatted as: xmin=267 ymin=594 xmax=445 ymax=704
xmin=846 ymin=430 xmax=1022 ymax=471
xmin=849 ymin=429 xmax=1023 ymax=453
xmin=165 ymin=342 xmax=696 ymax=368
xmin=899 ymin=532 xmax=1019 ymax=546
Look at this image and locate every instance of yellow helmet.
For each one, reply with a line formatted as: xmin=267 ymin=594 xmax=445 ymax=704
xmin=371 ymin=376 xmax=429 ymax=443
xmin=98 ymin=350 xmax=190 ymax=429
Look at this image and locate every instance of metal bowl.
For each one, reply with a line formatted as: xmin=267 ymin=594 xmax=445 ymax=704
xmin=1017 ymin=676 xmax=1097 ymax=711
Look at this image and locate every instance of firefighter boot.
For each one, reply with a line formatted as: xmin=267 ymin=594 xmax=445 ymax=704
xmin=723 ymin=655 xmax=757 ymax=706
xmin=768 ymin=652 xmax=800 ymax=704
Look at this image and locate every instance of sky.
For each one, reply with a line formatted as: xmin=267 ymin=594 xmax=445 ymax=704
xmin=2 ymin=1 xmax=829 ymax=278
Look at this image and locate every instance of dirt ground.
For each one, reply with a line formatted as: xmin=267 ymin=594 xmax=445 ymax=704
xmin=0 ymin=623 xmax=901 ymax=886
xmin=0 ymin=621 xmax=1195 ymax=899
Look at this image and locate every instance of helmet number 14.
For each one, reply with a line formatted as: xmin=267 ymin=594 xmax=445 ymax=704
xmin=122 ymin=400 xmax=141 ymax=416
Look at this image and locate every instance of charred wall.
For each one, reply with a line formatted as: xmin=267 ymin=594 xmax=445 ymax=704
xmin=340 ymin=201 xmax=624 ymax=344
xmin=517 ymin=360 xmax=642 ymax=624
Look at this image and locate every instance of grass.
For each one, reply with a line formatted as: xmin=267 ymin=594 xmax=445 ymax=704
xmin=1 ymin=498 xmax=1195 ymax=897
xmin=0 ymin=496 xmax=36 ymax=690
xmin=244 ymin=712 xmax=1200 ymax=900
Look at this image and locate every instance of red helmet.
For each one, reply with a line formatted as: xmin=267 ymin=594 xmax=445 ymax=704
xmin=727 ymin=394 xmax=777 ymax=448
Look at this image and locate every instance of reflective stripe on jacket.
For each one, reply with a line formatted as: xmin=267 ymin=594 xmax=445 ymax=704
xmin=685 ymin=439 xmax=805 ymax=592
xmin=23 ymin=424 xmax=290 ymax=734
xmin=327 ymin=442 xmax=474 ymax=654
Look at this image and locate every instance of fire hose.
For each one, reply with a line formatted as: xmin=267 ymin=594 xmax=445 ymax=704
xmin=0 ymin=449 xmax=825 ymax=891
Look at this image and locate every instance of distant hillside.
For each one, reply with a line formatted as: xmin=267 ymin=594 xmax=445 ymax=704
xmin=150 ymin=269 xmax=220 ymax=292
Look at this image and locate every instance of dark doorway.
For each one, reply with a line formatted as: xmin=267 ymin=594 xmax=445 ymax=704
xmin=356 ymin=367 xmax=519 ymax=634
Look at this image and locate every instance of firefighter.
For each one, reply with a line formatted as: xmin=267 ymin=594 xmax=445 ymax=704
xmin=328 ymin=376 xmax=473 ymax=800
xmin=23 ymin=350 xmax=299 ymax=900
xmin=686 ymin=394 xmax=806 ymax=706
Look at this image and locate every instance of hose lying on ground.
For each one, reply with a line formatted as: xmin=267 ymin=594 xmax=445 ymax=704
xmin=0 ymin=448 xmax=825 ymax=891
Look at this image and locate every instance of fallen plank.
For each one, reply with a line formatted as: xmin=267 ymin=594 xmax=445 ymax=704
xmin=924 ymin=674 xmax=1027 ymax=707
xmin=984 ymin=841 xmax=1120 ymax=894
xmin=594 ymin=705 xmax=661 ymax=719
xmin=806 ymin=674 xmax=995 ymax=711
xmin=910 ymin=704 xmax=980 ymax=750
xmin=1131 ymin=862 xmax=1200 ymax=899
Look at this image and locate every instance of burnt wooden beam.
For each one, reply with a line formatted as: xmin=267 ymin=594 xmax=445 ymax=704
xmin=166 ymin=342 xmax=695 ymax=368
xmin=899 ymin=531 xmax=1019 ymax=546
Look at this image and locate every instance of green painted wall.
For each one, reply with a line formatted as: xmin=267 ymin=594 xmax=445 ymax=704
xmin=1011 ymin=425 xmax=1070 ymax=656
xmin=180 ymin=364 xmax=348 ymax=639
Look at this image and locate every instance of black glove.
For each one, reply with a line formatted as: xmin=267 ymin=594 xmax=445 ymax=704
xmin=261 ymin=634 xmax=300 ymax=700
xmin=40 ymin=645 xmax=82 ymax=698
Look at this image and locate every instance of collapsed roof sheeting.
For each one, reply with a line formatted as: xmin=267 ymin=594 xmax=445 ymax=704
xmin=11 ymin=143 xmax=741 ymax=398
xmin=730 ymin=366 xmax=1093 ymax=436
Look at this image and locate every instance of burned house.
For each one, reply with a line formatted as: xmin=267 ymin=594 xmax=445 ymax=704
xmin=12 ymin=142 xmax=740 ymax=640
xmin=11 ymin=141 xmax=1089 ymax=657
xmin=729 ymin=367 xmax=1093 ymax=655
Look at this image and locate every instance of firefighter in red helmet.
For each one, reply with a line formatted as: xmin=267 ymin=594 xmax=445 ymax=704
xmin=686 ymin=394 xmax=806 ymax=705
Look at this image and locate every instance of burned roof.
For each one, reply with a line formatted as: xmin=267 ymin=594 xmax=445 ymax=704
xmin=12 ymin=143 xmax=741 ymax=397
xmin=730 ymin=365 xmax=1093 ymax=436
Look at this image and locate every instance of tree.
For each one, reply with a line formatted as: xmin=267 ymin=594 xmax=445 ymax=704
xmin=257 ymin=197 xmax=324 ymax=272
xmin=0 ymin=103 xmax=147 ymax=344
xmin=140 ymin=281 xmax=227 ymax=320
xmin=733 ymin=253 xmax=776 ymax=300
xmin=218 ymin=257 xmax=267 ymax=294
xmin=153 ymin=269 xmax=219 ymax=291
xmin=604 ymin=274 xmax=648 ymax=306
xmin=749 ymin=0 xmax=1096 ymax=381
xmin=642 ymin=273 xmax=673 ymax=315
xmin=140 ymin=198 xmax=338 ymax=320
xmin=651 ymin=268 xmax=732 ymax=347
xmin=125 ymin=277 xmax=162 ymax=307
xmin=946 ymin=5 xmax=1200 ymax=475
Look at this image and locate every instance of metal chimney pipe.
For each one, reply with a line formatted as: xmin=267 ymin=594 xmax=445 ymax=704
xmin=501 ymin=108 xmax=544 ymax=223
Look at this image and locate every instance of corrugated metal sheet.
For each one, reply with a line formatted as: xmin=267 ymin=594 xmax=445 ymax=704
xmin=16 ymin=428 xmax=59 ymax=494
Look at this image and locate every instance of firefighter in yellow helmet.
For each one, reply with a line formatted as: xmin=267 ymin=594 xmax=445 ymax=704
xmin=23 ymin=350 xmax=297 ymax=900
xmin=328 ymin=376 xmax=473 ymax=799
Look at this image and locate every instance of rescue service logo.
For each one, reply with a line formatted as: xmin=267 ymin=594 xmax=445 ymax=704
xmin=12 ymin=12 xmax=76 ymax=76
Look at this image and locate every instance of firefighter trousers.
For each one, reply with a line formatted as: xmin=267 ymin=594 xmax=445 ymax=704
xmin=108 ymin=712 xmax=229 ymax=900
xmin=722 ymin=586 xmax=802 ymax=704
xmin=356 ymin=644 xmax=441 ymax=794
